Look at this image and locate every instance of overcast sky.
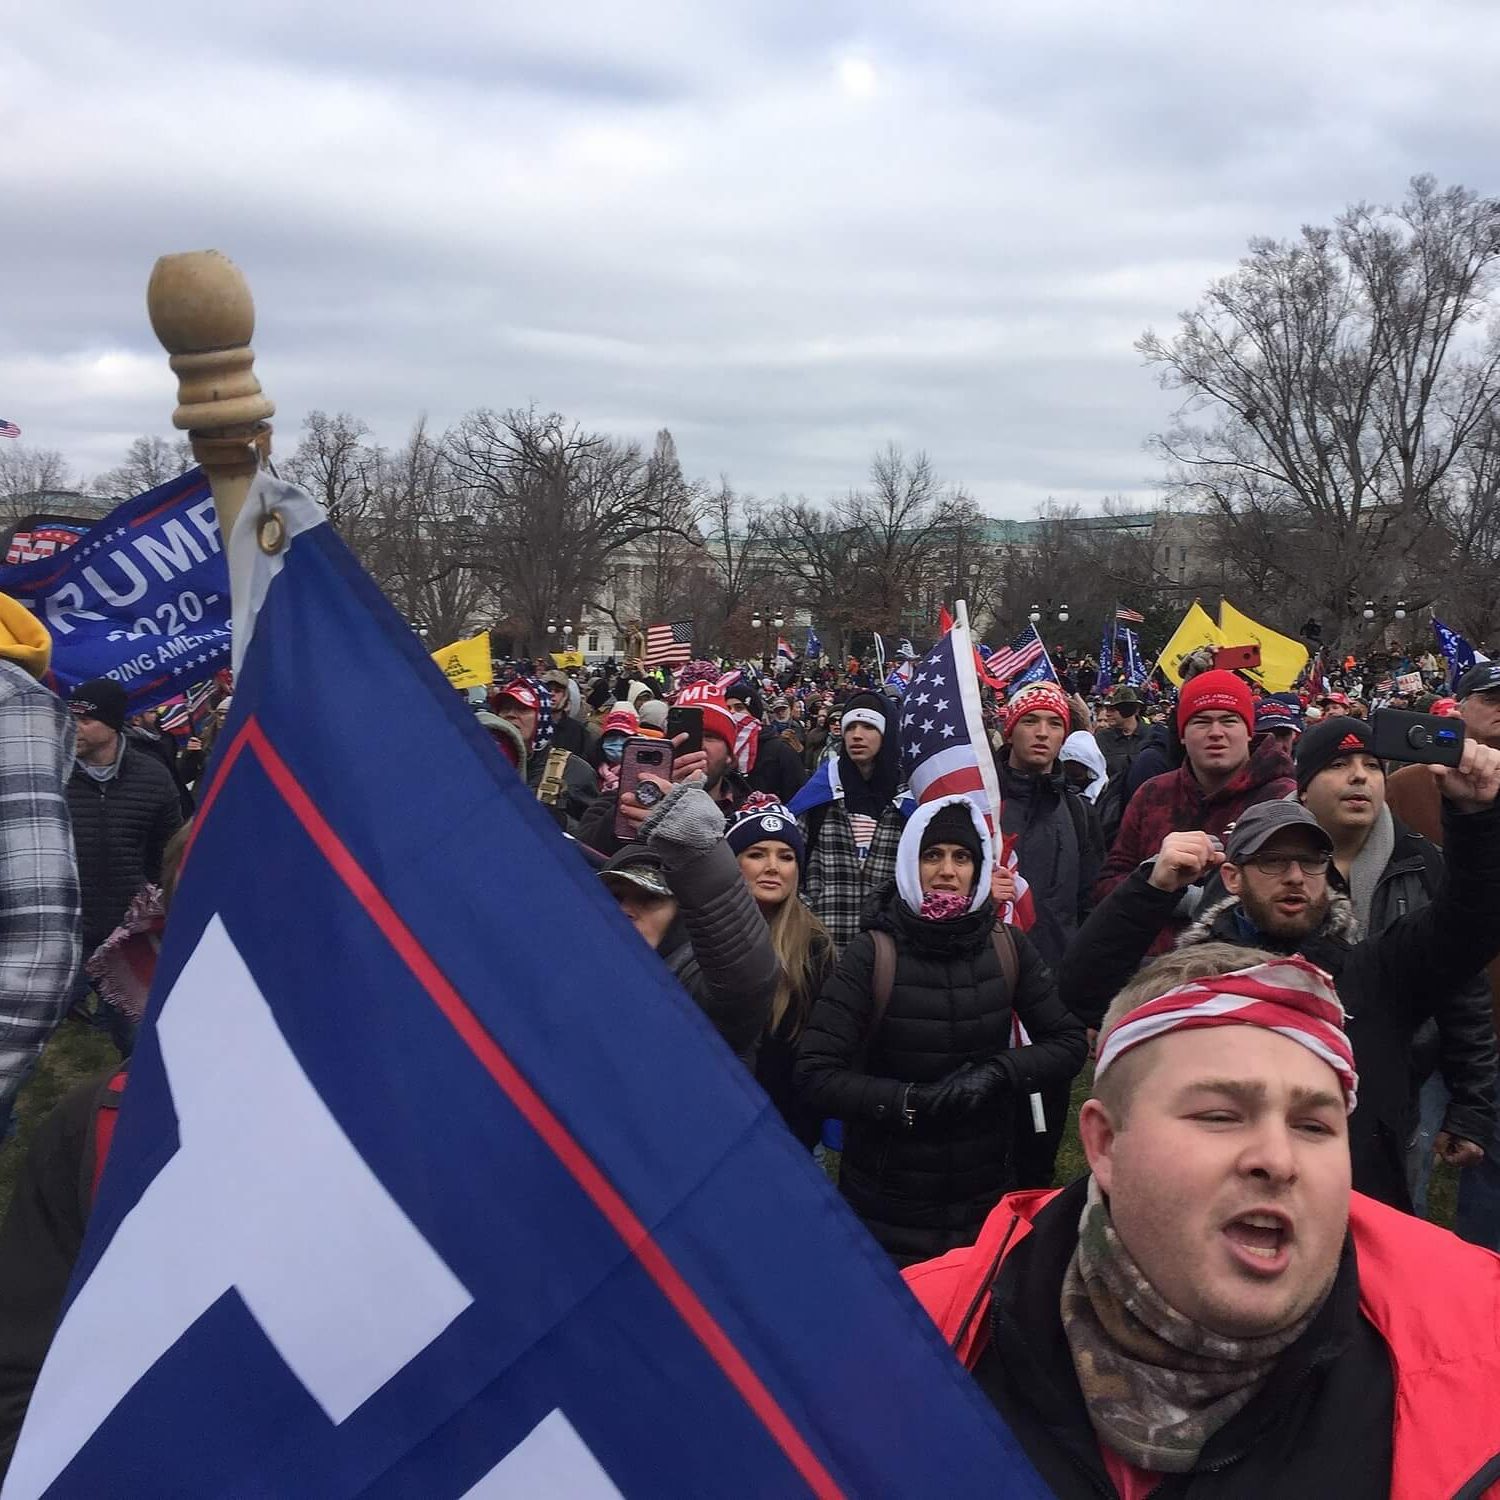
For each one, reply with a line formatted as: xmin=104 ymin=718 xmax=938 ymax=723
xmin=4 ymin=0 xmax=1498 ymax=516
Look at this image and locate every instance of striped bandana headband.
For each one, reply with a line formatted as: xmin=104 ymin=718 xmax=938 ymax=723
xmin=1094 ymin=956 xmax=1357 ymax=1113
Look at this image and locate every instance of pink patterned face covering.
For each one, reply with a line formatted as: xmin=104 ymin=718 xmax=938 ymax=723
xmin=919 ymin=890 xmax=970 ymax=922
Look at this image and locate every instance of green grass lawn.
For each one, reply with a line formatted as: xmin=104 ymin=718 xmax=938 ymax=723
xmin=0 ymin=1019 xmax=119 ymax=1217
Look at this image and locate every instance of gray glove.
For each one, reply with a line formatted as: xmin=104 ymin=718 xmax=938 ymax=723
xmin=640 ymin=782 xmax=728 ymax=861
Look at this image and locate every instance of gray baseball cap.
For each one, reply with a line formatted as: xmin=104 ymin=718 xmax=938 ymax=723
xmin=1223 ymin=800 xmax=1333 ymax=863
xmin=1456 ymin=661 xmax=1500 ymax=700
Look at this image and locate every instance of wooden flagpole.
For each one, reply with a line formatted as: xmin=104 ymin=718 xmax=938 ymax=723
xmin=146 ymin=250 xmax=275 ymax=546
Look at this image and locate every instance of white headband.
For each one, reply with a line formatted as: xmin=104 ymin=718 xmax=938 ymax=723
xmin=841 ymin=708 xmax=885 ymax=735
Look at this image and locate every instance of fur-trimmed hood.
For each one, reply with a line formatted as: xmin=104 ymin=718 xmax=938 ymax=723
xmin=1177 ymin=888 xmax=1361 ymax=951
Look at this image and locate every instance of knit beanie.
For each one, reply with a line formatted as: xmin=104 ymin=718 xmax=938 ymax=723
xmin=1002 ymin=681 xmax=1071 ymax=740
xmin=839 ymin=691 xmax=888 ymax=737
xmin=672 ymin=681 xmax=737 ymax=749
xmin=1295 ymin=716 xmax=1380 ymax=794
xmin=725 ymin=794 xmax=806 ymax=873
xmin=0 ymin=593 xmax=51 ymax=679
xmin=68 ymin=677 xmax=128 ymax=732
xmin=920 ymin=800 xmax=983 ymax=867
xmin=1176 ymin=670 xmax=1254 ymax=737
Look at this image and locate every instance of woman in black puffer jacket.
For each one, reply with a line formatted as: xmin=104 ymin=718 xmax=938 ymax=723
xmin=794 ymin=795 xmax=1086 ymax=1265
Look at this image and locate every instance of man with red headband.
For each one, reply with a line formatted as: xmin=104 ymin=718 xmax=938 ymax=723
xmin=905 ymin=942 xmax=1500 ymax=1497
xmin=1095 ymin=670 xmax=1295 ymax=912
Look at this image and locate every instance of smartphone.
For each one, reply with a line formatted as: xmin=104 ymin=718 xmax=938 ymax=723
xmin=1369 ymin=709 xmax=1465 ymax=767
xmin=1214 ymin=644 xmax=1262 ymax=672
xmin=665 ymin=704 xmax=704 ymax=756
xmin=614 ymin=737 xmax=676 ymax=841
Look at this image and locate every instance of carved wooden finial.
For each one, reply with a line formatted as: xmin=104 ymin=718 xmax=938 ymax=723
xmin=146 ymin=250 xmax=275 ymax=539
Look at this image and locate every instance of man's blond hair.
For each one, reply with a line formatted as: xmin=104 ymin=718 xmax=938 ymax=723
xmin=1093 ymin=941 xmax=1279 ymax=1123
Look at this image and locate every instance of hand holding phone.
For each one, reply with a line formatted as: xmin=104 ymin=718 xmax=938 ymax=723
xmin=1369 ymin=709 xmax=1465 ymax=767
xmin=614 ymin=738 xmax=677 ymax=841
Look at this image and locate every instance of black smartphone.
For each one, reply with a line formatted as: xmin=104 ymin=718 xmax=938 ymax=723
xmin=665 ymin=704 xmax=704 ymax=756
xmin=1369 ymin=708 xmax=1465 ymax=767
xmin=614 ymin=738 xmax=676 ymax=841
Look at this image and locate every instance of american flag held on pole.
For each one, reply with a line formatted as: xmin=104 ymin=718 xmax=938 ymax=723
xmin=642 ymin=618 xmax=693 ymax=668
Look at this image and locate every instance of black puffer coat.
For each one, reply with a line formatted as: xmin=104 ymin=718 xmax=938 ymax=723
xmin=66 ymin=741 xmax=184 ymax=957
xmin=795 ymin=889 xmax=1086 ymax=1265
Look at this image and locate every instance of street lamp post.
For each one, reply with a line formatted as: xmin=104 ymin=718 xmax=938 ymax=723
xmin=749 ymin=607 xmax=785 ymax=668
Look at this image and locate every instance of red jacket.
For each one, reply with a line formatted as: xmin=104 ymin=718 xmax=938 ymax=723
xmin=1095 ymin=736 xmax=1296 ymax=905
xmin=905 ymin=1188 xmax=1500 ymax=1500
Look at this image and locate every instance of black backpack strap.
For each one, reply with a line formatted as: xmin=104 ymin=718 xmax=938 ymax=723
xmin=990 ymin=923 xmax=1019 ymax=994
xmin=858 ymin=930 xmax=897 ymax=1070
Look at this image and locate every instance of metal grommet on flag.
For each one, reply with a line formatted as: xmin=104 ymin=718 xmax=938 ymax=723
xmin=257 ymin=511 xmax=286 ymax=555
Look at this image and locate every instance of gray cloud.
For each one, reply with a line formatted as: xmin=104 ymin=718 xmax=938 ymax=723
xmin=4 ymin=0 xmax=1497 ymax=511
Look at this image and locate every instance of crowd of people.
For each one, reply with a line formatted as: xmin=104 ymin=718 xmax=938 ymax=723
xmin=2 ymin=600 xmax=1500 ymax=1492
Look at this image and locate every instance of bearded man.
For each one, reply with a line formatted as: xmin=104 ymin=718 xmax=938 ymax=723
xmin=1059 ymin=736 xmax=1500 ymax=1209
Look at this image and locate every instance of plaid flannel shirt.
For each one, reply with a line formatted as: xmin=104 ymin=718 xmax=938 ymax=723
xmin=801 ymin=795 xmax=907 ymax=953
xmin=0 ymin=661 xmax=82 ymax=1112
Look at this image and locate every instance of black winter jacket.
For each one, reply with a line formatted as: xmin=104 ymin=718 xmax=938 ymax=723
xmin=1123 ymin=718 xmax=1181 ymax=799
xmin=66 ymin=741 xmax=184 ymax=957
xmin=997 ymin=761 xmax=1102 ymax=972
xmin=1059 ymin=802 xmax=1500 ymax=1211
xmin=795 ymin=891 xmax=1086 ymax=1264
xmin=973 ymin=1178 xmax=1395 ymax=1499
xmin=747 ymin=732 xmax=808 ymax=804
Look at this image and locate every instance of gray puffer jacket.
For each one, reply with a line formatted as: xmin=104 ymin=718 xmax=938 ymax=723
xmin=642 ymin=785 xmax=777 ymax=1066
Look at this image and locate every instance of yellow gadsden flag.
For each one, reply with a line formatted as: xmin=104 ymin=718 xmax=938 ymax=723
xmin=550 ymin=650 xmax=586 ymax=670
xmin=1157 ymin=601 xmax=1226 ymax=685
xmin=431 ymin=630 xmax=493 ymax=689
xmin=1219 ymin=599 xmax=1309 ymax=693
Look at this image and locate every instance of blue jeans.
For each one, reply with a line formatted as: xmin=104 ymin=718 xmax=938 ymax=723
xmin=1410 ymin=1073 xmax=1500 ymax=1250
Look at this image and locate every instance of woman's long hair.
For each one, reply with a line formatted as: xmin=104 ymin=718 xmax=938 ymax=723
xmin=764 ymin=892 xmax=831 ymax=1037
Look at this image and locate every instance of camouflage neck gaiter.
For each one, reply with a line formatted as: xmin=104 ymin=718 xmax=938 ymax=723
xmin=1059 ymin=1179 xmax=1324 ymax=1475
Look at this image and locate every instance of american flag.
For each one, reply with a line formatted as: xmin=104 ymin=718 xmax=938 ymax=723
xmin=900 ymin=618 xmax=1035 ymax=932
xmin=0 ymin=419 xmax=21 ymax=440
xmin=1115 ymin=605 xmax=1145 ymax=624
xmin=642 ymin=619 xmax=693 ymax=668
xmin=982 ymin=625 xmax=1048 ymax=686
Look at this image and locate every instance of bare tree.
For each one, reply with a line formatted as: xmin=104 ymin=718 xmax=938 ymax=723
xmin=758 ymin=498 xmax=863 ymax=664
xmin=1140 ymin=176 xmax=1500 ymax=646
xmin=91 ymin=435 xmax=193 ymax=498
xmin=0 ymin=445 xmax=77 ymax=519
xmin=446 ymin=406 xmax=696 ymax=654
xmin=358 ymin=420 xmax=491 ymax=645
xmin=282 ymin=411 xmax=380 ymax=535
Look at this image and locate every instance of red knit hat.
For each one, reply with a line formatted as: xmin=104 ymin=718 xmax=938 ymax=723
xmin=1176 ymin=670 xmax=1254 ymax=737
xmin=1002 ymin=682 xmax=1071 ymax=740
xmin=672 ymin=681 xmax=737 ymax=749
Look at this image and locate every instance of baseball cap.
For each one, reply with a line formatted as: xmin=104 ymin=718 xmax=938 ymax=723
xmin=1224 ymin=801 xmax=1334 ymax=863
xmin=1456 ymin=662 xmax=1500 ymax=700
xmin=598 ymin=846 xmax=673 ymax=900
xmin=540 ymin=669 xmax=570 ymax=689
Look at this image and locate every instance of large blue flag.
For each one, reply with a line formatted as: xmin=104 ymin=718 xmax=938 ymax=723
xmin=1432 ymin=616 xmax=1487 ymax=691
xmin=1093 ymin=616 xmax=1115 ymax=696
xmin=0 ymin=468 xmax=229 ymax=714
xmin=5 ymin=476 xmax=1044 ymax=1498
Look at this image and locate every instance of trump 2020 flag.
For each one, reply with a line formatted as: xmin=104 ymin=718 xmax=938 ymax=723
xmin=4 ymin=475 xmax=1045 ymax=1499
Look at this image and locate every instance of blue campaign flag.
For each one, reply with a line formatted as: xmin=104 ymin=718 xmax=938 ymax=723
xmin=805 ymin=625 xmax=821 ymax=660
xmin=1093 ymin=616 xmax=1116 ymax=696
xmin=1121 ymin=627 xmax=1148 ymax=687
xmin=6 ymin=475 xmax=1046 ymax=1499
xmin=0 ymin=469 xmax=228 ymax=714
xmin=1432 ymin=616 xmax=1485 ymax=691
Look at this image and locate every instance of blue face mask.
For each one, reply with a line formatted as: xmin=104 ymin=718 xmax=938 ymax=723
xmin=601 ymin=734 xmax=626 ymax=763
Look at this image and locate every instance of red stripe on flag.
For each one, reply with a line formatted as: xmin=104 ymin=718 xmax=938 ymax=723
xmin=186 ymin=716 xmax=847 ymax=1500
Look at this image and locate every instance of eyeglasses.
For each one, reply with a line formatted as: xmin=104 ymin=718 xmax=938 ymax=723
xmin=1244 ymin=853 xmax=1331 ymax=876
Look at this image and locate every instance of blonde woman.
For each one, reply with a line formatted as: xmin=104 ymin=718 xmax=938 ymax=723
xmin=727 ymin=795 xmax=835 ymax=1147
